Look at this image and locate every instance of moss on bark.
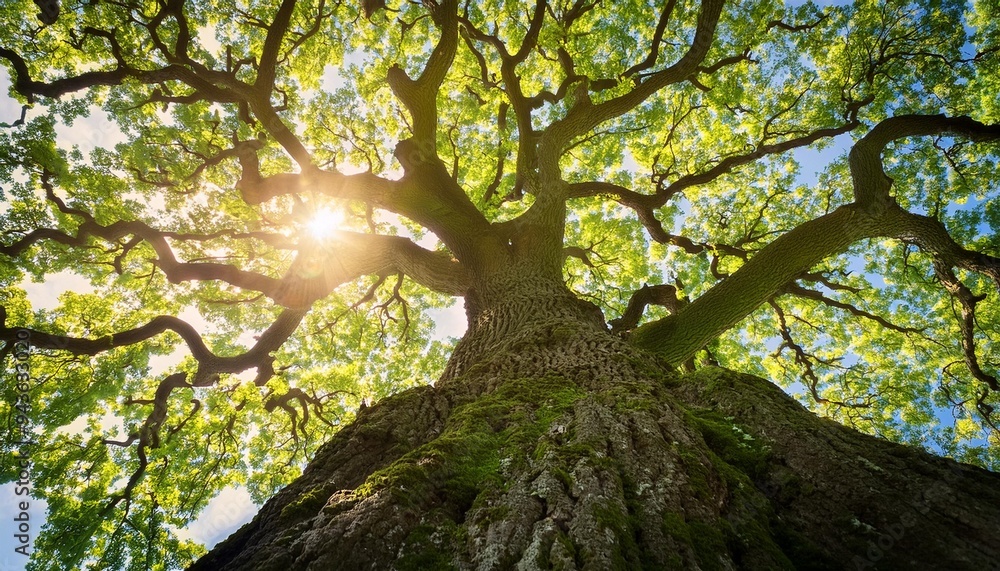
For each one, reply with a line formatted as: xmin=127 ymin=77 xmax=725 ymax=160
xmin=192 ymin=345 xmax=1000 ymax=570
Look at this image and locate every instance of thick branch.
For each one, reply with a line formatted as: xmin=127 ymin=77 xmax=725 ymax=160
xmin=881 ymin=206 xmax=1000 ymax=289
xmin=256 ymin=0 xmax=298 ymax=92
xmin=629 ymin=114 xmax=1000 ymax=365
xmin=609 ymin=284 xmax=684 ymax=334
xmin=0 ymin=45 xmax=133 ymax=103
xmin=630 ymin=204 xmax=876 ymax=363
xmin=237 ymin=141 xmax=503 ymax=273
xmin=0 ymin=307 xmax=306 ymax=386
xmin=273 ymin=231 xmax=470 ymax=308
xmin=236 ymin=156 xmax=396 ymax=207
xmin=387 ymin=0 xmax=459 ymax=144
xmin=1 ymin=214 xmax=287 ymax=299
xmin=8 ymin=175 xmax=469 ymax=308
xmin=541 ymin=0 xmax=725 ymax=155
xmin=850 ymin=115 xmax=1000 ymax=208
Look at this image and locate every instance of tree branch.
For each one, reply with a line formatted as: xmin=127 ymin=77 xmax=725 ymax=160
xmin=255 ymin=0 xmax=299 ymax=92
xmin=849 ymin=114 xmax=1000 ymax=209
xmin=934 ymin=263 xmax=999 ymax=392
xmin=769 ymin=300 xmax=873 ymax=409
xmin=0 ymin=306 xmax=306 ymax=386
xmin=622 ymin=0 xmax=679 ymax=79
xmin=656 ymin=120 xmax=861 ymax=208
xmin=541 ymin=0 xmax=725 ymax=155
xmin=630 ymin=204 xmax=875 ymax=363
xmin=609 ymin=283 xmax=685 ymax=334
xmin=780 ymin=282 xmax=925 ymax=334
xmin=631 ymin=114 xmax=1000 ymax=365
xmin=387 ymin=0 xmax=459 ymax=145
xmin=273 ymin=231 xmax=470 ymax=308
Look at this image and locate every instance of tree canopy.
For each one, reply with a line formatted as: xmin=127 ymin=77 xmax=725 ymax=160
xmin=1 ymin=0 xmax=999 ymax=568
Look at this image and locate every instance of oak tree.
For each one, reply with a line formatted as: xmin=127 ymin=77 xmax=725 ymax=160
xmin=2 ymin=0 xmax=1000 ymax=568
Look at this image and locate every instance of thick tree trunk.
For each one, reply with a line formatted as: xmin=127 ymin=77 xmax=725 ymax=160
xmin=190 ymin=283 xmax=1000 ymax=571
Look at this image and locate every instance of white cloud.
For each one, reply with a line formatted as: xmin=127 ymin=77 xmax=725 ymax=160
xmin=53 ymin=106 xmax=126 ymax=156
xmin=320 ymin=64 xmax=346 ymax=92
xmin=174 ymin=486 xmax=258 ymax=549
xmin=0 ymin=64 xmax=125 ymax=155
xmin=0 ymin=68 xmax=24 ymax=126
xmin=19 ymin=271 xmax=94 ymax=312
xmin=427 ymin=301 xmax=467 ymax=340
xmin=196 ymin=26 xmax=223 ymax=59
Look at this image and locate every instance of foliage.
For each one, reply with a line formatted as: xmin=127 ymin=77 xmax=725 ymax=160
xmin=0 ymin=0 xmax=998 ymax=568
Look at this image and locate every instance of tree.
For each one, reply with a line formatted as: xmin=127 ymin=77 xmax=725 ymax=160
xmin=2 ymin=0 xmax=1000 ymax=568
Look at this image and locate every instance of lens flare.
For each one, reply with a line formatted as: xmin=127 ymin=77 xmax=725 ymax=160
xmin=305 ymin=207 xmax=343 ymax=239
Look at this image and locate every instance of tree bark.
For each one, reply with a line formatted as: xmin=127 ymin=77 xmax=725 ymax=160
xmin=190 ymin=286 xmax=1000 ymax=571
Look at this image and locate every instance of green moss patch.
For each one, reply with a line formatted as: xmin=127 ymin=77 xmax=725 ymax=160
xmin=688 ymin=408 xmax=771 ymax=480
xmin=395 ymin=517 xmax=466 ymax=571
xmin=357 ymin=375 xmax=585 ymax=507
xmin=279 ymin=482 xmax=338 ymax=521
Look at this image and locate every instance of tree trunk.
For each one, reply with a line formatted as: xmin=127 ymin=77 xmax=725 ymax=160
xmin=190 ymin=280 xmax=1000 ymax=571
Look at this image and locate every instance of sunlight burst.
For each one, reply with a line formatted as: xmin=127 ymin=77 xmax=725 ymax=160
xmin=304 ymin=207 xmax=344 ymax=239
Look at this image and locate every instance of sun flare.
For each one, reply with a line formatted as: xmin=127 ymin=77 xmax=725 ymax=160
xmin=304 ymin=207 xmax=344 ymax=239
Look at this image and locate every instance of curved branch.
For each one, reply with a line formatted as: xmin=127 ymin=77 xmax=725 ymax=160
xmin=781 ymin=282 xmax=925 ymax=335
xmin=609 ymin=283 xmax=685 ymax=334
xmin=460 ymin=0 xmax=554 ymax=196
xmin=274 ymin=231 xmax=470 ymax=308
xmin=622 ymin=0 xmax=679 ymax=79
xmin=849 ymin=114 xmax=1000 ymax=208
xmin=0 ymin=212 xmax=288 ymax=300
xmin=881 ymin=205 xmax=1000 ymax=288
xmin=656 ymin=121 xmax=860 ymax=208
xmin=631 ymin=114 xmax=1000 ymax=365
xmin=566 ymin=117 xmax=863 ymax=252
xmin=769 ymin=299 xmax=873 ymax=409
xmin=10 ymin=174 xmax=471 ymax=309
xmin=236 ymin=157 xmax=395 ymax=207
xmin=0 ymin=306 xmax=306 ymax=386
xmin=387 ymin=0 xmax=459 ymax=144
xmin=934 ymin=263 xmax=999 ymax=392
xmin=237 ymin=146 xmax=502 ymax=272
xmin=0 ymin=45 xmax=133 ymax=104
xmin=542 ymin=0 xmax=725 ymax=154
xmin=0 ymin=39 xmax=245 ymax=106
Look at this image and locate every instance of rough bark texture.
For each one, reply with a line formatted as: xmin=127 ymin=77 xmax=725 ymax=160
xmin=190 ymin=289 xmax=1000 ymax=570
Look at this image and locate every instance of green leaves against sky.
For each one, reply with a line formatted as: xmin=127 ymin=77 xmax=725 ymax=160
xmin=1 ymin=0 xmax=999 ymax=569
